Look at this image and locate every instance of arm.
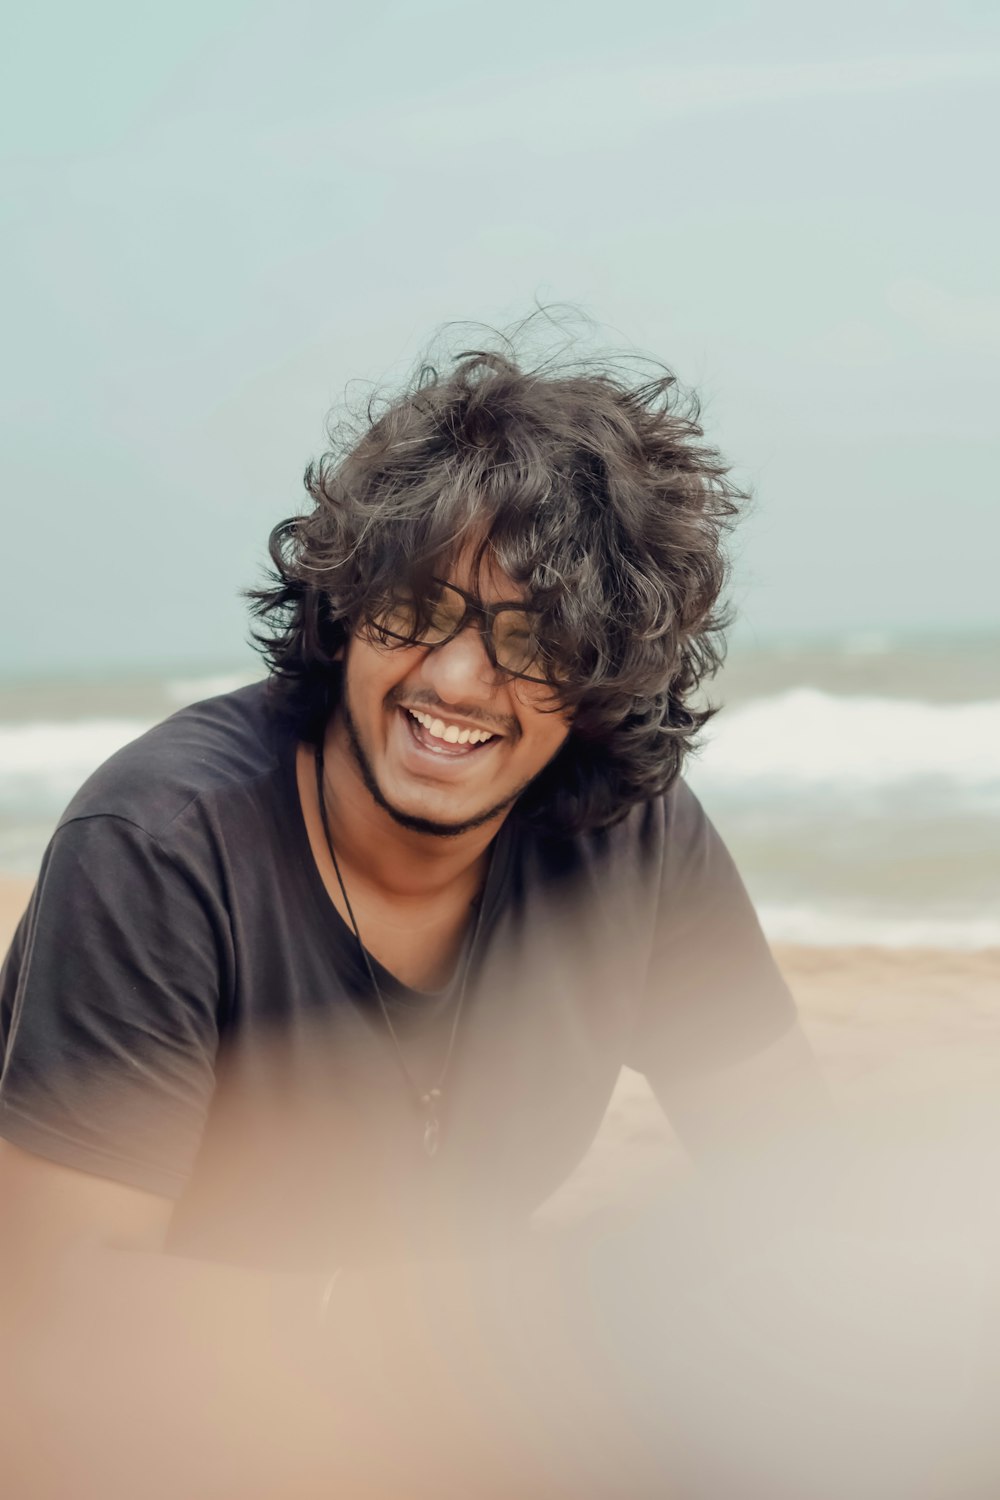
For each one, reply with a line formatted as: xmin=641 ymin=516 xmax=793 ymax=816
xmin=2 ymin=1139 xmax=627 ymax=1500
xmin=629 ymin=782 xmax=838 ymax=1222
xmin=0 ymin=819 xmax=352 ymax=1495
xmin=0 ymin=1140 xmax=350 ymax=1500
xmin=652 ymin=1016 xmax=833 ymax=1165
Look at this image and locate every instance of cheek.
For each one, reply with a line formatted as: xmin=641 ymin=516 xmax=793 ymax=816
xmin=345 ymin=637 xmax=419 ymax=709
xmin=514 ymin=692 xmax=573 ymax=761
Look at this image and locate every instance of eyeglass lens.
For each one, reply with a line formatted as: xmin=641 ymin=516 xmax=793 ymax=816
xmin=371 ymin=584 xmax=543 ymax=677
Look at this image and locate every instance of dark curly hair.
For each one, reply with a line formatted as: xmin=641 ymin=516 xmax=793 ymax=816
xmin=248 ymin=328 xmax=746 ymax=836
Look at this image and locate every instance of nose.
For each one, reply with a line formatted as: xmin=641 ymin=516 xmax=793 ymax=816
xmin=419 ymin=623 xmax=502 ymax=702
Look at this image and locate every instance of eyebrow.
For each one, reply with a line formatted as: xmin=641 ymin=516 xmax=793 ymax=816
xmin=430 ymin=577 xmax=542 ymax=613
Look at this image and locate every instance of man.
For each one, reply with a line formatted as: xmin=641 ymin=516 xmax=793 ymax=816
xmin=0 ymin=344 xmax=827 ymax=1495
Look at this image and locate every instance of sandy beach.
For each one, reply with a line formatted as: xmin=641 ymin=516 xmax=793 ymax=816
xmin=5 ymin=872 xmax=998 ymax=1221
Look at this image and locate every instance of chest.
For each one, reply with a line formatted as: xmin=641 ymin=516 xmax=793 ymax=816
xmin=336 ymin=888 xmax=478 ymax=991
xmin=178 ymin=899 xmax=642 ymax=1268
xmin=182 ymin=834 xmax=655 ymax=1269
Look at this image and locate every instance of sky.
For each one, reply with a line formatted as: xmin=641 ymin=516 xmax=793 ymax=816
xmin=3 ymin=0 xmax=998 ymax=675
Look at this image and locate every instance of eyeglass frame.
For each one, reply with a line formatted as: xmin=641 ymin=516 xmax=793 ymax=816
xmin=366 ymin=577 xmax=555 ymax=685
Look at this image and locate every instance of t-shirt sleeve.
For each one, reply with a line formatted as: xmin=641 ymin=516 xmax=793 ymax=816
xmin=626 ymin=779 xmax=798 ymax=1089
xmin=0 ymin=814 xmax=225 ymax=1198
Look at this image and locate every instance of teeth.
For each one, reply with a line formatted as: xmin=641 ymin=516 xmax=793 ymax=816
xmin=407 ymin=709 xmax=494 ymax=746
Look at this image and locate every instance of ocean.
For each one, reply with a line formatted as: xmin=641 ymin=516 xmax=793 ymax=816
xmin=1 ymin=633 xmax=997 ymax=950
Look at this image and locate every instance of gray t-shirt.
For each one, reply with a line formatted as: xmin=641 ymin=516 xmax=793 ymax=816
xmin=0 ymin=682 xmax=796 ymax=1269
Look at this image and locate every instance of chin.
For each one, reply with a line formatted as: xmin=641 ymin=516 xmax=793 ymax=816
xmin=380 ymin=768 xmax=524 ymax=840
xmin=361 ymin=749 xmax=521 ymax=839
xmin=382 ymin=788 xmax=516 ymax=839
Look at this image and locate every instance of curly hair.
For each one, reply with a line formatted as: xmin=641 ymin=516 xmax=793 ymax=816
xmin=248 ymin=330 xmax=746 ymax=836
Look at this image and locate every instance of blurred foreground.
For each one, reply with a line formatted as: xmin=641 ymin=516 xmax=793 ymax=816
xmin=3 ymin=880 xmax=1000 ymax=1498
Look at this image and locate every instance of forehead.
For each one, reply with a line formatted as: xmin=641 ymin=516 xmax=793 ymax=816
xmin=438 ymin=539 xmax=527 ymax=606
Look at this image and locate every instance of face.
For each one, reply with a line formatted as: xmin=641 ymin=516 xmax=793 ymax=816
xmin=334 ymin=551 xmax=573 ymax=838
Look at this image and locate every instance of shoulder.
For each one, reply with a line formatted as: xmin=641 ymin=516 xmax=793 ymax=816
xmin=56 ymin=680 xmax=286 ymax=846
xmin=510 ymin=779 xmax=714 ymax=943
xmin=531 ymin=777 xmax=710 ymax=882
xmin=8 ymin=684 xmax=288 ymax=988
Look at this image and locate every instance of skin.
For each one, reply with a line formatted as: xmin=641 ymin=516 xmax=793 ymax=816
xmin=295 ymin=549 xmax=573 ymax=988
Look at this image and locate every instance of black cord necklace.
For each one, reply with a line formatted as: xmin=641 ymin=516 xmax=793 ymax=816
xmin=314 ymin=741 xmax=491 ymax=1158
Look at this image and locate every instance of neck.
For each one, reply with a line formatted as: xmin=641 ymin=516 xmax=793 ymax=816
xmin=316 ymin=712 xmax=503 ymax=904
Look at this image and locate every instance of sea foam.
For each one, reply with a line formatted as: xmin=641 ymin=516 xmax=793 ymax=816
xmin=0 ymin=718 xmax=153 ymax=793
xmin=758 ymin=902 xmax=1000 ymax=951
xmin=694 ymin=689 xmax=1000 ymax=789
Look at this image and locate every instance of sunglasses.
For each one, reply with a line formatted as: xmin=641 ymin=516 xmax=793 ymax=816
xmin=367 ymin=578 xmax=554 ymax=685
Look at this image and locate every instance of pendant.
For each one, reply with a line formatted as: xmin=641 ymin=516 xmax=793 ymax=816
xmin=421 ymin=1088 xmax=442 ymax=1158
xmin=422 ymin=1115 xmax=441 ymax=1158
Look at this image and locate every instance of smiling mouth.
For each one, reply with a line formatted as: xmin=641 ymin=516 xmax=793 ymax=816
xmin=402 ymin=707 xmax=500 ymax=757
